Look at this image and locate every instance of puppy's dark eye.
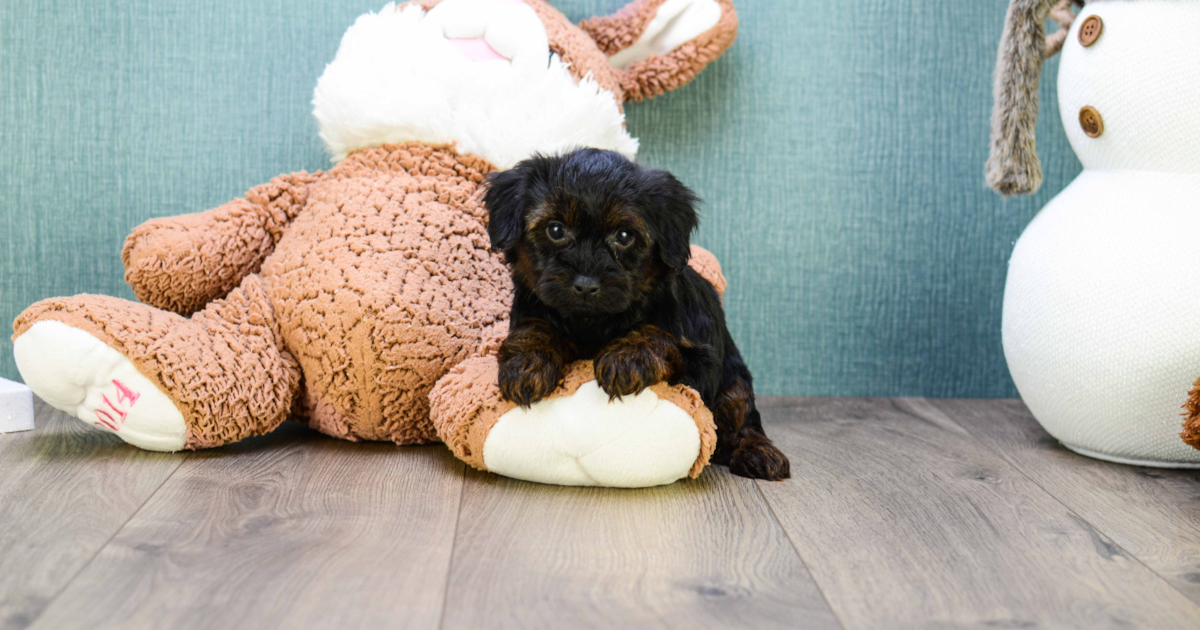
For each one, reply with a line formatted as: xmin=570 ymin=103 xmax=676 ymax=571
xmin=613 ymin=230 xmax=635 ymax=247
xmin=547 ymin=222 xmax=567 ymax=242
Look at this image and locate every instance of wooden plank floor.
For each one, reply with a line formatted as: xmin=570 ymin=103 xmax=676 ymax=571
xmin=2 ymin=397 xmax=1198 ymax=630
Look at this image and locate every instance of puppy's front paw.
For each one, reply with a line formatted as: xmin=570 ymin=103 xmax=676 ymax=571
xmin=594 ymin=342 xmax=671 ymax=400
xmin=498 ymin=352 xmax=564 ymax=408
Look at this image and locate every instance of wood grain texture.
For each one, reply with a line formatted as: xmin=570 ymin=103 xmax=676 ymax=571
xmin=755 ymin=396 xmax=1200 ymax=630
xmin=8 ymin=396 xmax=1200 ymax=630
xmin=928 ymin=398 xmax=1200 ymax=605
xmin=0 ymin=400 xmax=184 ymax=630
xmin=26 ymin=422 xmax=466 ymax=630
xmin=441 ymin=468 xmax=839 ymax=630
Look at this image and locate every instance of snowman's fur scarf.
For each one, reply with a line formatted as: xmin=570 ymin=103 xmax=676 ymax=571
xmin=987 ymin=0 xmax=1085 ymax=196
xmin=313 ymin=3 xmax=639 ymax=169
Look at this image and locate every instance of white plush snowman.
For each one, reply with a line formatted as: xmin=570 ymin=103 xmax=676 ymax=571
xmin=988 ymin=0 xmax=1200 ymax=466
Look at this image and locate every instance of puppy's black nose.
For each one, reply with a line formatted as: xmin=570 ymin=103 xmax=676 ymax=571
xmin=573 ymin=276 xmax=601 ymax=297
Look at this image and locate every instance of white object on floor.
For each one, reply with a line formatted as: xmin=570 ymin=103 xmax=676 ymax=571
xmin=1005 ymin=171 xmax=1200 ymax=466
xmin=0 ymin=378 xmax=35 ymax=434
xmin=13 ymin=320 xmax=187 ymax=451
xmin=1063 ymin=443 xmax=1200 ymax=470
xmin=1003 ymin=2 xmax=1200 ymax=467
xmin=483 ymin=380 xmax=701 ymax=488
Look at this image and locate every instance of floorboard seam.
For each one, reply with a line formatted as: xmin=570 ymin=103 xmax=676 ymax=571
xmin=22 ymin=451 xmax=189 ymax=630
xmin=926 ymin=398 xmax=1200 ymax=609
xmin=435 ymin=462 xmax=468 ymax=630
xmin=752 ymin=478 xmax=849 ymax=630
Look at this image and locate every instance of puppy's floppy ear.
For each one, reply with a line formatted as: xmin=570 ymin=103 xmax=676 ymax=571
xmin=644 ymin=169 xmax=699 ymax=273
xmin=484 ymin=162 xmax=537 ymax=256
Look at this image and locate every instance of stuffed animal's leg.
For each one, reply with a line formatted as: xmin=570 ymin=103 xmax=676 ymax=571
xmin=12 ymin=274 xmax=300 ymax=451
xmin=431 ymin=357 xmax=717 ymax=487
xmin=123 ymin=171 xmax=319 ymax=315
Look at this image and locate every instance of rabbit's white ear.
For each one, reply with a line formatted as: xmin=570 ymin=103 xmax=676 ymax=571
xmin=608 ymin=0 xmax=722 ymax=69
xmin=579 ymin=0 xmax=738 ymax=102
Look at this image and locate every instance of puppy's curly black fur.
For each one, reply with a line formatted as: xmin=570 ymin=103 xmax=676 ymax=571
xmin=485 ymin=148 xmax=789 ymax=481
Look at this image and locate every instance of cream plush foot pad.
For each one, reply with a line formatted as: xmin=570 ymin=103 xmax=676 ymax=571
xmin=431 ymin=357 xmax=717 ymax=488
xmin=13 ymin=320 xmax=187 ymax=451
xmin=484 ymin=380 xmax=702 ymax=486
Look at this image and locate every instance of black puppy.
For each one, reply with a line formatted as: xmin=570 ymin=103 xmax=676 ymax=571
xmin=484 ymin=148 xmax=790 ymax=481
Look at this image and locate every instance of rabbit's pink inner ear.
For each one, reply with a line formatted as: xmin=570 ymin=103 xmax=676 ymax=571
xmin=448 ymin=37 xmax=510 ymax=62
xmin=398 ymin=0 xmax=443 ymax=12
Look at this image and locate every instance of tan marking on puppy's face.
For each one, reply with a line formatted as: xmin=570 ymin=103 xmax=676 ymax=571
xmin=524 ymin=192 xmax=597 ymax=247
xmin=601 ymin=206 xmax=649 ymax=242
xmin=523 ymin=203 xmax=553 ymax=236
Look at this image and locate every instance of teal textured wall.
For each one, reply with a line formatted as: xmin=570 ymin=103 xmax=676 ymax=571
xmin=0 ymin=0 xmax=1081 ymax=396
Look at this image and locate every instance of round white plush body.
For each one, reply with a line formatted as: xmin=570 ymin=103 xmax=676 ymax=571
xmin=482 ymin=381 xmax=702 ymax=487
xmin=1005 ymin=171 xmax=1200 ymax=466
xmin=1002 ymin=1 xmax=1200 ymax=466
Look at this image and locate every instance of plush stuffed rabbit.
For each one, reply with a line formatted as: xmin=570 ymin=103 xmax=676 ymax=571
xmin=989 ymin=0 xmax=1200 ymax=465
xmin=12 ymin=0 xmax=739 ymax=486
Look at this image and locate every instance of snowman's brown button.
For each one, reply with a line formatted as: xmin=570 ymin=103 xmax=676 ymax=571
xmin=1078 ymin=15 xmax=1103 ymax=47
xmin=1079 ymin=106 xmax=1104 ymax=138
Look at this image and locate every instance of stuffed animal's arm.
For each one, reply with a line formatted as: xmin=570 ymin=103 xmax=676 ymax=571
xmin=688 ymin=245 xmax=727 ymax=296
xmin=122 ymin=171 xmax=320 ymax=315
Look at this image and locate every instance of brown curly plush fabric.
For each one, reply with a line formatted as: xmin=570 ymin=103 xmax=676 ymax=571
xmin=14 ymin=276 xmax=301 ymax=449
xmin=265 ymin=144 xmax=511 ymax=444
xmin=525 ymin=0 xmax=627 ymax=106
xmin=579 ymin=0 xmax=668 ymax=56
xmin=16 ymin=136 xmax=728 ymax=451
xmin=581 ymin=0 xmax=739 ymax=103
xmin=123 ymin=172 xmax=320 ymax=316
xmin=13 ymin=0 xmax=741 ymax=456
xmin=429 ymin=357 xmax=717 ymax=478
xmin=1182 ymin=378 xmax=1200 ymax=450
xmin=19 ymin=143 xmax=509 ymax=448
xmin=687 ymin=244 xmax=727 ymax=297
